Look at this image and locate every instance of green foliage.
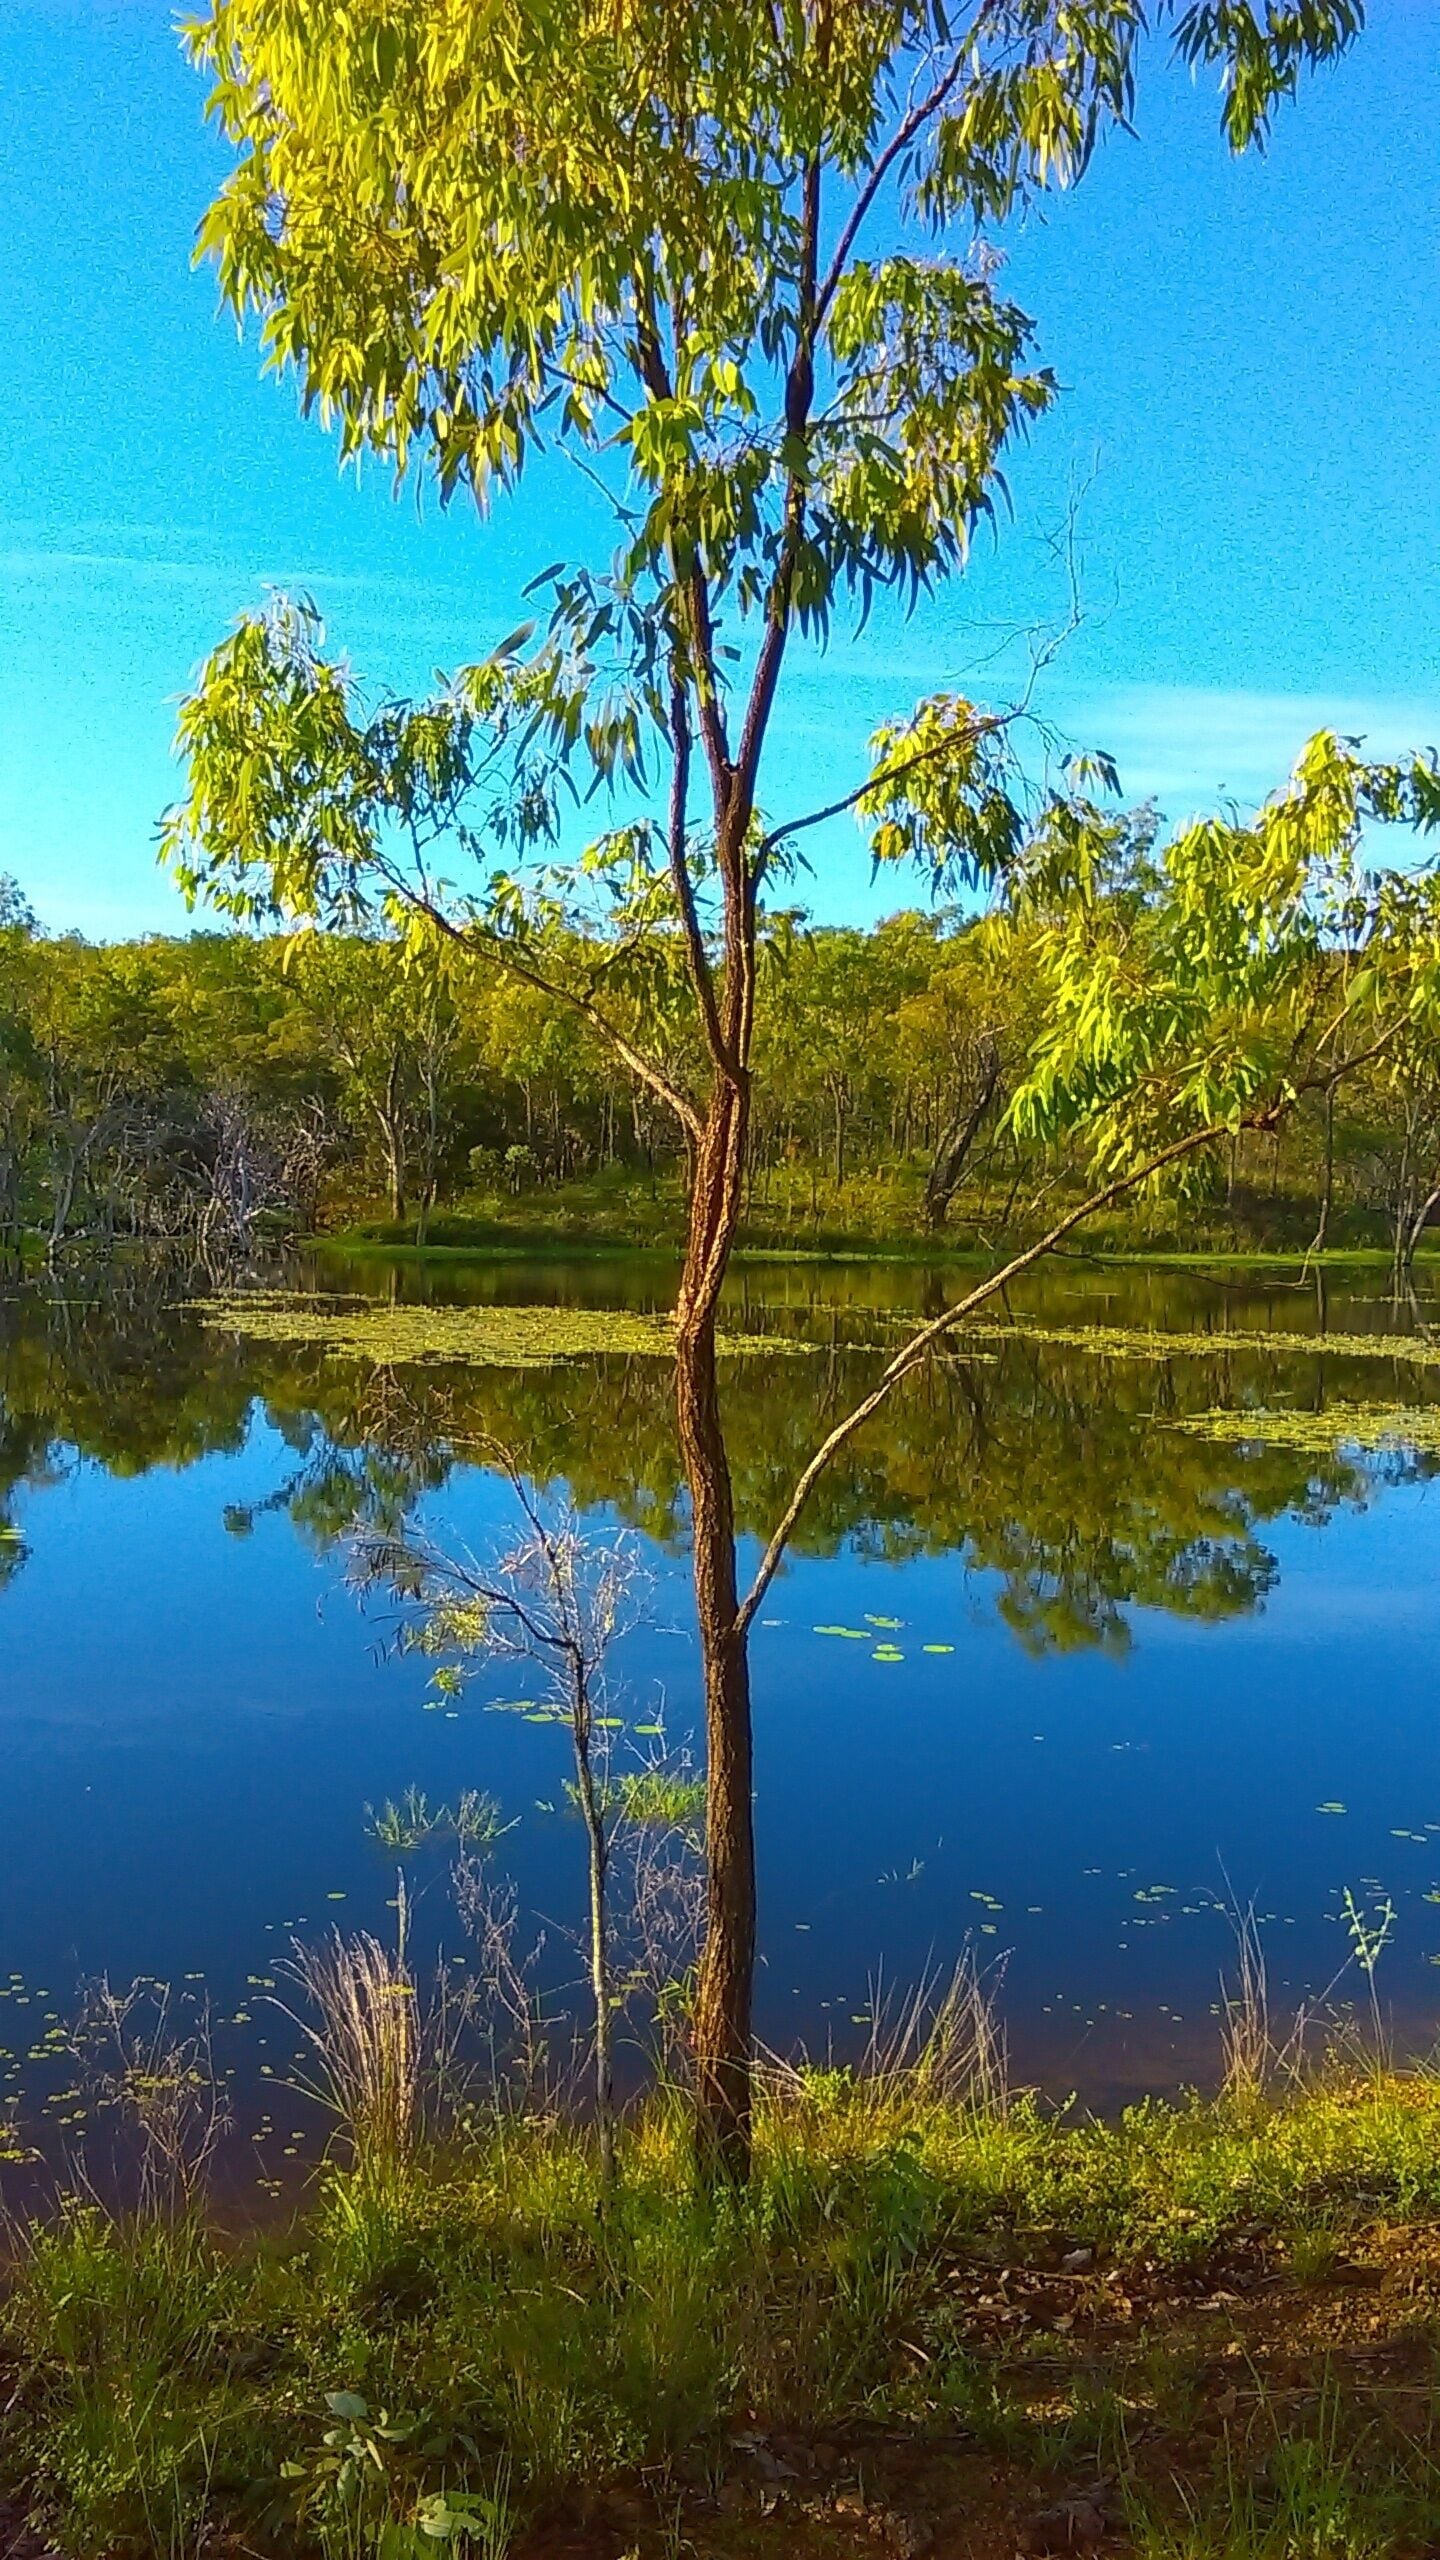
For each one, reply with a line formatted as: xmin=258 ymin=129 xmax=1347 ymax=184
xmin=365 ymin=1788 xmax=512 ymax=1853
xmin=1005 ymin=731 xmax=1440 ymax=1177
xmin=561 ymin=1767 xmax=707 ymax=1828
xmin=10 ymin=2066 xmax=1440 ymax=2558
xmin=10 ymin=889 xmax=1440 ymax=1263
xmin=161 ymin=0 xmax=1368 ymax=1197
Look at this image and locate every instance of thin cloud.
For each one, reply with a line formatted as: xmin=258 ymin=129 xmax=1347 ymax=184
xmin=1051 ymin=683 xmax=1440 ymax=820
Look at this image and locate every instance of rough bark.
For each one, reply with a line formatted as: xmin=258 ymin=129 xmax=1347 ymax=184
xmin=675 ymin=1079 xmax=755 ymax=2177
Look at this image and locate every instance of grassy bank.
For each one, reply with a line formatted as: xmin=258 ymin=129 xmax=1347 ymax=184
xmin=316 ymin=1166 xmax=1439 ymax=1271
xmin=9 ymin=2064 xmax=1440 ymax=2558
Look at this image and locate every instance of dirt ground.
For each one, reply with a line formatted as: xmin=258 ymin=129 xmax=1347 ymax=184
xmin=506 ymin=2217 xmax=1440 ymax=2559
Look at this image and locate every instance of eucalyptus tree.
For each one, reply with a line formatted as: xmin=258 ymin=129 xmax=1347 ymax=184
xmin=0 ymin=876 xmax=37 ymax=936
xmin=0 ymin=887 xmax=45 ymax=1261
xmin=285 ymin=930 xmax=462 ymax=1223
xmin=166 ymin=0 xmax=1368 ymax=2167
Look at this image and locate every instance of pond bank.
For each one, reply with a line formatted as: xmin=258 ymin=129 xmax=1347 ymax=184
xmin=8 ymin=2065 xmax=1440 ymax=2558
xmin=318 ymin=1216 xmax=1440 ymax=1276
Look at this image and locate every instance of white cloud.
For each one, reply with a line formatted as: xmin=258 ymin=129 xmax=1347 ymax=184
xmin=1050 ymin=683 xmax=1440 ymax=820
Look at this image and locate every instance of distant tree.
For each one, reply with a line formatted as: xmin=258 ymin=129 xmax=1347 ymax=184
xmin=167 ymin=0 xmax=1369 ymax=2171
xmin=283 ymin=932 xmax=463 ymax=1226
xmin=0 ymin=875 xmax=37 ymax=936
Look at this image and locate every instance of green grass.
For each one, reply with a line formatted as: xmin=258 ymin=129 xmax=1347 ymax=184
xmin=365 ymin=1789 xmax=512 ymax=1852
xmin=560 ymin=1769 xmax=707 ymax=1826
xmin=314 ymin=1161 xmax=1440 ymax=1270
xmin=10 ymin=2069 xmax=1440 ymax=2556
xmin=614 ymin=1769 xmax=707 ymax=1827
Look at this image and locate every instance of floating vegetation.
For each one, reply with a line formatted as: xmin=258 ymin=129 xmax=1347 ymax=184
xmin=196 ymin=1292 xmax=805 ymax=1369
xmin=366 ymin=1787 xmax=444 ymax=1850
xmin=453 ymin=1790 xmax=513 ymax=1847
xmin=1173 ymin=1403 xmax=1440 ymax=1459
xmin=920 ymin=1318 xmax=1440 ymax=1369
xmin=365 ymin=1787 xmax=512 ymax=1852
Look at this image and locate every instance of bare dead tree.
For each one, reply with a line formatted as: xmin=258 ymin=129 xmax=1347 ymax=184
xmin=923 ymin=1029 xmax=1002 ymax=1230
xmin=352 ymin=1464 xmax=647 ymax=2189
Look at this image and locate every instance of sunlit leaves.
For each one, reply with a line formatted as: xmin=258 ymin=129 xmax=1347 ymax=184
xmin=168 ymin=0 xmax=1374 ymax=1179
xmin=1171 ymin=1 xmax=1365 ymax=152
xmin=179 ymin=0 xmax=1351 ymax=653
xmin=858 ymin=697 xmax=1024 ymax=888
xmin=1004 ymin=730 xmax=1440 ymax=1176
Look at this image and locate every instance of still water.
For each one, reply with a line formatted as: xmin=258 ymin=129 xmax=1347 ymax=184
xmin=3 ymin=1247 xmax=1440 ymax=2168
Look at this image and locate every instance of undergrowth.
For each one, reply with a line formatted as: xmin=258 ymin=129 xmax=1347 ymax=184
xmin=8 ymin=2066 xmax=1440 ymax=2556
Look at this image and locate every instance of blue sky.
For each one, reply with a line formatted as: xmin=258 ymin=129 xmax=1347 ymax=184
xmin=2 ymin=0 xmax=1438 ymax=938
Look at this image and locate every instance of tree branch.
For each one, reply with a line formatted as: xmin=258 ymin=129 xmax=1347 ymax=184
xmin=734 ymin=1027 xmax=1405 ymax=1636
xmin=667 ymin=677 xmax=727 ymax=1071
xmin=373 ymin=857 xmax=704 ymax=1140
xmin=756 ymin=714 xmax=1004 ymax=879
xmin=813 ymin=31 xmax=977 ymax=333
xmin=633 ymin=286 xmax=734 ymax=815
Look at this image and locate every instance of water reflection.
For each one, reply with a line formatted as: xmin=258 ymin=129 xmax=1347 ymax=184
xmin=2 ymin=1252 xmax=1440 ymax=2126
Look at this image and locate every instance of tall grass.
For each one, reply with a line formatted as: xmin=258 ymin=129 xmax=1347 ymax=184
xmin=10 ymin=2050 xmax=1440 ymax=2557
xmin=284 ymin=1875 xmax=422 ymax=2171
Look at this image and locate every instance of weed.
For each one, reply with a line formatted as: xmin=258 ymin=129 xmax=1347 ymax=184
xmin=10 ymin=2046 xmax=1440 ymax=2555
xmin=285 ymin=1877 xmax=422 ymax=2170
xmin=365 ymin=1788 xmax=512 ymax=1853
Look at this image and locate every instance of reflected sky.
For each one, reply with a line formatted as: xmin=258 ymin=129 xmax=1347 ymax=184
xmin=2 ymin=1252 xmax=1440 ymax=2159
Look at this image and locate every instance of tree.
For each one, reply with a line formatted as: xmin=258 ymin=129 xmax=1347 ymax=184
xmin=166 ymin=0 xmax=1368 ymax=2170
xmin=358 ymin=1477 xmax=645 ymax=2192
xmin=0 ymin=894 xmax=45 ymax=1262
xmin=284 ymin=931 xmax=462 ymax=1225
xmin=0 ymin=875 xmax=37 ymax=936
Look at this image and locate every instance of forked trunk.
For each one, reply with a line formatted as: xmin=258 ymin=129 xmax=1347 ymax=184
xmin=675 ymin=1080 xmax=755 ymax=2177
xmin=923 ymin=1036 xmax=1000 ymax=1231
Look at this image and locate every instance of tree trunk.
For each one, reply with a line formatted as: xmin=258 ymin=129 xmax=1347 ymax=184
xmin=675 ymin=1081 xmax=755 ymax=2178
xmin=1393 ymin=1121 xmax=1414 ymax=1293
xmin=831 ymin=1083 xmax=847 ymax=1188
xmin=1309 ymin=1081 xmax=1335 ymax=1256
xmin=376 ymin=1056 xmax=408 ymax=1224
xmin=1403 ymin=1178 xmax=1440 ymax=1275
xmin=46 ymin=1147 xmax=80 ymax=1262
xmin=923 ymin=1036 xmax=1000 ymax=1230
xmin=385 ymin=1135 xmax=406 ymax=1224
xmin=568 ymin=1684 xmax=615 ymax=2193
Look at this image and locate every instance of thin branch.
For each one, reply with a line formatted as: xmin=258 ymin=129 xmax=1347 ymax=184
xmin=813 ymin=32 xmax=977 ymax=333
xmin=464 ymin=922 xmax=704 ymax=1141
xmin=756 ymin=712 xmax=1006 ymax=876
xmin=667 ymin=677 xmax=727 ymax=1071
xmin=371 ymin=857 xmax=704 ymax=1140
xmin=734 ymin=1028 xmax=1405 ymax=1636
xmin=633 ymin=283 xmax=734 ymax=815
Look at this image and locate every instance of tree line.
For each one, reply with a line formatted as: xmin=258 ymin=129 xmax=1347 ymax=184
xmin=4 ymin=882 xmax=1437 ymax=1264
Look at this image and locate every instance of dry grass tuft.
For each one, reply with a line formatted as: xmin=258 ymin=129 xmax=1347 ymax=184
xmin=284 ymin=1876 xmax=422 ymax=2167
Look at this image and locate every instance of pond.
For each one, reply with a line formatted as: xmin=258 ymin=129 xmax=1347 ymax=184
xmin=3 ymin=1246 xmax=1440 ymax=2179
